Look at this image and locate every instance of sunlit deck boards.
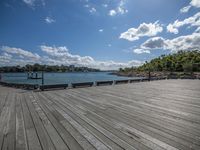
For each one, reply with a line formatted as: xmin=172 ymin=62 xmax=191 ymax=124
xmin=0 ymin=80 xmax=200 ymax=150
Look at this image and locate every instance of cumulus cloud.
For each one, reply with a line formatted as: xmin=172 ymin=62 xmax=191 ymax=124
xmin=165 ymin=33 xmax=200 ymax=52
xmin=140 ymin=33 xmax=200 ymax=52
xmin=120 ymin=21 xmax=163 ymax=41
xmin=133 ymin=49 xmax=150 ymax=54
xmin=99 ymin=29 xmax=104 ymax=32
xmin=2 ymin=46 xmax=40 ymax=60
xmin=84 ymin=4 xmax=97 ymax=14
xmin=40 ymin=45 xmax=144 ymax=69
xmin=167 ymin=12 xmax=200 ymax=34
xmin=0 ymin=45 xmax=143 ymax=69
xmin=22 ymin=0 xmax=45 ymax=7
xmin=109 ymin=10 xmax=117 ymax=16
xmin=195 ymin=26 xmax=200 ymax=33
xmin=180 ymin=5 xmax=191 ymax=13
xmin=108 ymin=0 xmax=128 ymax=16
xmin=89 ymin=7 xmax=96 ymax=13
xmin=91 ymin=60 xmax=143 ymax=70
xmin=45 ymin=17 xmax=55 ymax=24
xmin=141 ymin=37 xmax=166 ymax=49
xmin=40 ymin=45 xmax=96 ymax=66
xmin=180 ymin=0 xmax=200 ymax=13
xmin=0 ymin=53 xmax=12 ymax=64
xmin=23 ymin=0 xmax=35 ymax=6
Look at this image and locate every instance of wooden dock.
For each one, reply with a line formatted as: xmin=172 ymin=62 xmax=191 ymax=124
xmin=0 ymin=79 xmax=200 ymax=150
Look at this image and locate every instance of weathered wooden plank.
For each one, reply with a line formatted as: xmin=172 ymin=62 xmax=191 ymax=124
xmin=16 ymin=94 xmax=28 ymax=150
xmin=49 ymin=91 xmax=162 ymax=150
xmin=36 ymin=92 xmax=85 ymax=150
xmin=39 ymin=92 xmax=106 ymax=150
xmin=74 ymin=88 xmax=200 ymax=147
xmin=83 ymin=85 xmax=200 ymax=126
xmin=0 ymin=79 xmax=200 ymax=150
xmin=0 ymin=92 xmax=16 ymax=150
xmin=24 ymin=93 xmax=56 ymax=150
xmin=29 ymin=92 xmax=70 ymax=150
xmin=45 ymin=92 xmax=135 ymax=150
xmin=20 ymin=94 xmax=43 ymax=150
xmin=74 ymin=88 xmax=200 ymax=136
xmin=0 ymin=93 xmax=7 ymax=116
xmin=60 ymin=90 xmax=197 ymax=150
xmin=0 ymin=92 xmax=10 ymax=149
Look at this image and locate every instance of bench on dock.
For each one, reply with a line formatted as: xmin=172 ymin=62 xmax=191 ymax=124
xmin=129 ymin=79 xmax=142 ymax=83
xmin=141 ymin=78 xmax=150 ymax=82
xmin=17 ymin=83 xmax=39 ymax=89
xmin=0 ymin=81 xmax=38 ymax=89
xmin=71 ymin=82 xmax=94 ymax=88
xmin=96 ymin=80 xmax=113 ymax=86
xmin=40 ymin=84 xmax=68 ymax=91
xmin=115 ymin=79 xmax=130 ymax=84
xmin=28 ymin=77 xmax=42 ymax=79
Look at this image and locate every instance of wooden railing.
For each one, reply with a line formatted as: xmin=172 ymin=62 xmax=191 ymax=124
xmin=0 ymin=77 xmax=172 ymax=91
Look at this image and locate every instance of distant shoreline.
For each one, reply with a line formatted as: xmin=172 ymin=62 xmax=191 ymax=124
xmin=0 ymin=71 xmax=109 ymax=73
xmin=110 ymin=71 xmax=200 ymax=79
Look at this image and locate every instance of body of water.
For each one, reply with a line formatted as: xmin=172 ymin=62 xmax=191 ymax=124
xmin=1 ymin=72 xmax=143 ymax=85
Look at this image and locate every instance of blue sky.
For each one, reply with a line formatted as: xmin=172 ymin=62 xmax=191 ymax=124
xmin=0 ymin=0 xmax=200 ymax=70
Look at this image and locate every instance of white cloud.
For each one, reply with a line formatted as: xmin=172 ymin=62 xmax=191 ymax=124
xmin=40 ymin=45 xmax=143 ymax=69
xmin=166 ymin=24 xmax=179 ymax=34
xmin=83 ymin=3 xmax=97 ymax=14
xmin=108 ymin=0 xmax=128 ymax=16
xmin=195 ymin=26 xmax=200 ymax=32
xmin=180 ymin=0 xmax=200 ymax=13
xmin=0 ymin=45 xmax=143 ymax=70
xmin=109 ymin=10 xmax=117 ymax=16
xmin=23 ymin=0 xmax=35 ymax=7
xmin=140 ymin=33 xmax=200 ymax=52
xmin=99 ymin=29 xmax=104 ymax=32
xmin=165 ymin=33 xmax=200 ymax=52
xmin=180 ymin=5 xmax=191 ymax=13
xmin=102 ymin=4 xmax=108 ymax=8
xmin=167 ymin=12 xmax=200 ymax=34
xmin=45 ymin=17 xmax=55 ymax=24
xmin=22 ymin=0 xmax=45 ymax=7
xmin=133 ymin=49 xmax=150 ymax=54
xmin=92 ymin=60 xmax=143 ymax=70
xmin=2 ymin=46 xmax=40 ymax=60
xmin=89 ymin=7 xmax=96 ymax=13
xmin=190 ymin=0 xmax=200 ymax=8
xmin=120 ymin=21 xmax=163 ymax=41
xmin=141 ymin=37 xmax=166 ymax=49
xmin=0 ymin=53 xmax=12 ymax=64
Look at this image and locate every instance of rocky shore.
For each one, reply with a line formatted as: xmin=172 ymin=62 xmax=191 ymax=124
xmin=111 ymin=71 xmax=200 ymax=79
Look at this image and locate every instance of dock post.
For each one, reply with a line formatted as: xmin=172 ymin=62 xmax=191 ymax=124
xmin=128 ymin=79 xmax=131 ymax=83
xmin=148 ymin=71 xmax=151 ymax=81
xmin=42 ymin=71 xmax=44 ymax=85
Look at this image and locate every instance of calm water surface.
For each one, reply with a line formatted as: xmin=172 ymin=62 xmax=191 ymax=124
xmin=1 ymin=72 xmax=142 ymax=85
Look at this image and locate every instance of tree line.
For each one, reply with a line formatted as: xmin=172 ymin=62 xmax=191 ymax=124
xmin=0 ymin=64 xmax=100 ymax=73
xmin=119 ymin=50 xmax=200 ymax=73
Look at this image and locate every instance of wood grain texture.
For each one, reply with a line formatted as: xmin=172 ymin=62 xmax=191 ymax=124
xmin=0 ymin=79 xmax=200 ymax=150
